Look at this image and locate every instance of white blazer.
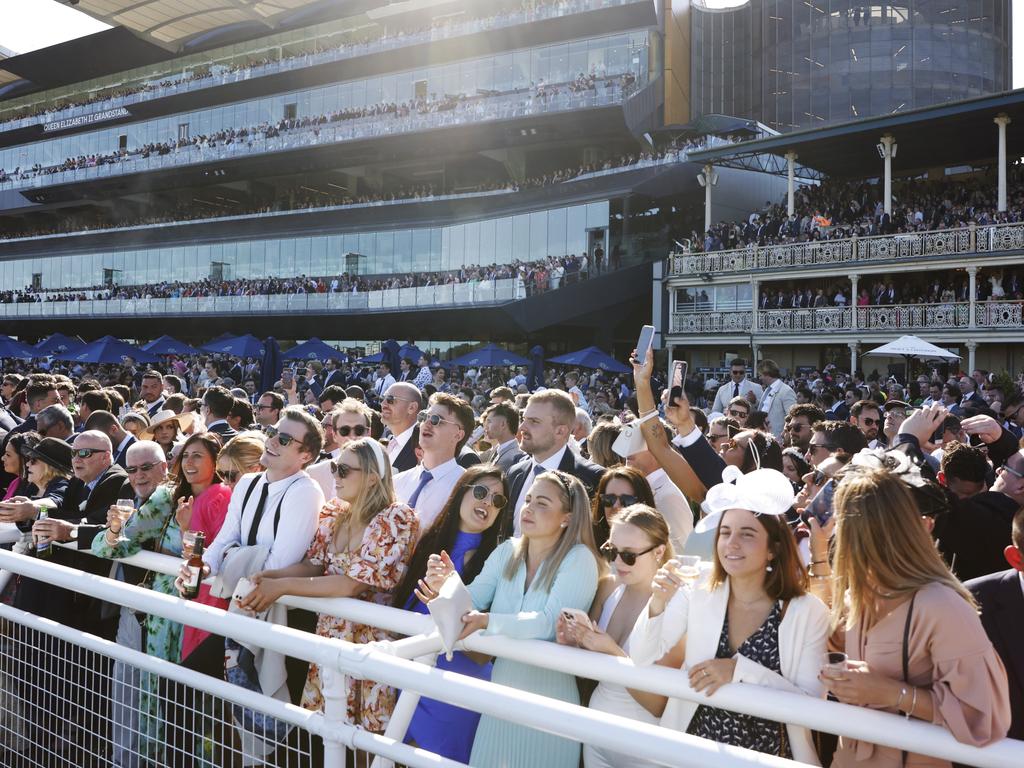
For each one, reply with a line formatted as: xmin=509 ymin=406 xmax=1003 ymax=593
xmin=629 ymin=576 xmax=828 ymax=765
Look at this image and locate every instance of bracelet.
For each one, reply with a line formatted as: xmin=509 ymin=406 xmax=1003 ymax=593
xmin=811 ymin=559 xmax=828 ymax=565
xmin=895 ymin=685 xmax=908 ymax=711
xmin=905 ymin=686 xmax=918 ymax=720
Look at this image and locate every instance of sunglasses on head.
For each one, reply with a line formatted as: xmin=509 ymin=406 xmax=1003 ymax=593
xmin=330 ymin=461 xmax=363 ymax=478
xmin=335 ymin=425 xmax=369 ymax=437
xmin=469 ymin=484 xmax=508 ymax=509
xmin=126 ymin=462 xmax=160 ymax=475
xmin=74 ymin=448 xmax=109 ymax=459
xmin=265 ymin=425 xmax=302 ymax=448
xmin=217 ymin=468 xmax=242 ymax=483
xmin=599 ymin=542 xmax=658 ymax=566
xmin=600 ymin=493 xmax=638 ymax=508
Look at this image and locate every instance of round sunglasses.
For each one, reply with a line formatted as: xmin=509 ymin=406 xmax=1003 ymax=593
xmin=330 ymin=461 xmax=363 ymax=479
xmin=335 ymin=425 xmax=369 ymax=437
xmin=600 ymin=493 xmax=637 ymax=509
xmin=599 ymin=542 xmax=658 ymax=566
xmin=468 ymin=484 xmax=507 ymax=509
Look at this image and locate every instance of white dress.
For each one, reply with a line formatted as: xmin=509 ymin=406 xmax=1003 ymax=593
xmin=583 ymin=585 xmax=662 ymax=768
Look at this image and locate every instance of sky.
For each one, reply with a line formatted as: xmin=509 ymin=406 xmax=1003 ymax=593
xmin=0 ymin=0 xmax=1022 ymax=86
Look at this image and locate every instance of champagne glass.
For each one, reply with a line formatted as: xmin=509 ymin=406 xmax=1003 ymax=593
xmin=111 ymin=503 xmax=136 ymax=539
xmin=676 ymin=555 xmax=701 ymax=586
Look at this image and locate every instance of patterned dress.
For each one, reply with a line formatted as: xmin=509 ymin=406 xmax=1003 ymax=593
xmin=301 ymin=499 xmax=418 ymax=731
xmin=687 ymin=601 xmax=792 ymax=758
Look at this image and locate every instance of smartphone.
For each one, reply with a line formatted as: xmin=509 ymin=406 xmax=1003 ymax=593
xmin=968 ymin=433 xmax=985 ymax=448
xmin=669 ymin=360 xmax=688 ymax=405
xmin=634 ymin=325 xmax=656 ymax=362
xmin=805 ymin=478 xmax=836 ymax=526
xmin=282 ymin=368 xmax=293 ymax=386
xmin=561 ymin=608 xmax=593 ymax=629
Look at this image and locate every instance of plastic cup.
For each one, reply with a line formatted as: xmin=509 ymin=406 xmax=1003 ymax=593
xmin=822 ymin=651 xmax=848 ymax=676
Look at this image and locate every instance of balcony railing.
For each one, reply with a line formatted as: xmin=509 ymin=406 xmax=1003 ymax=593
xmin=0 ymin=0 xmax=649 ymax=134
xmin=668 ymin=223 xmax=1024 ymax=276
xmin=669 ymin=301 xmax=1024 ymax=336
xmin=0 ymin=279 xmax=525 ymax=319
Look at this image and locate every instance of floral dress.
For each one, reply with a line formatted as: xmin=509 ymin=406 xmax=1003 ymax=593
xmin=90 ymin=483 xmax=180 ymax=760
xmin=300 ymin=499 xmax=418 ymax=731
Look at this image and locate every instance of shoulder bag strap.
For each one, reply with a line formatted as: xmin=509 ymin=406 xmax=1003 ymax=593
xmin=900 ymin=592 xmax=917 ymax=767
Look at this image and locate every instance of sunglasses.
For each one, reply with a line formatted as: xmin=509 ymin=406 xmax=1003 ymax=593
xmin=708 ymin=432 xmax=729 ymax=442
xmin=330 ymin=461 xmax=363 ymax=478
xmin=254 ymin=404 xmax=275 ymax=412
xmin=469 ymin=484 xmax=508 ymax=509
xmin=73 ymin=448 xmax=109 ymax=459
xmin=265 ymin=425 xmax=302 ymax=448
xmin=335 ymin=425 xmax=369 ymax=437
xmin=418 ymin=412 xmax=459 ymax=428
xmin=382 ymin=394 xmax=414 ymax=405
xmin=217 ymin=468 xmax=242 ymax=484
xmin=599 ymin=542 xmax=658 ymax=566
xmin=600 ymin=493 xmax=638 ymax=508
xmin=859 ymin=417 xmax=880 ymax=426
xmin=126 ymin=462 xmax=160 ymax=474
xmin=999 ymin=463 xmax=1024 ymax=480
xmin=787 ymin=423 xmax=806 ymax=433
xmin=807 ymin=443 xmax=834 ymax=453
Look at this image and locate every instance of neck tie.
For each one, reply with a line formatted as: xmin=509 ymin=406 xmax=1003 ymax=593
xmin=533 ymin=463 xmax=546 ymax=477
xmin=246 ymin=480 xmax=270 ymax=545
xmin=407 ymin=470 xmax=433 ymax=509
xmin=733 ymin=382 xmax=740 ymax=398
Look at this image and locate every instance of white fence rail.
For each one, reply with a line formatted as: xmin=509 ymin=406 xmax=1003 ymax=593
xmin=0 ymin=546 xmax=1021 ymax=768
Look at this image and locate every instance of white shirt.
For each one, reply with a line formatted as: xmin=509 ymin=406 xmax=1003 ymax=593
xmin=512 ymin=444 xmax=569 ymax=535
xmin=203 ymin=470 xmax=324 ymax=576
xmin=646 ymin=468 xmax=693 ymax=553
xmin=306 ymin=447 xmax=343 ymax=502
xmin=711 ymin=378 xmax=762 ymax=415
xmin=393 ymin=457 xmax=465 ymax=532
xmin=567 ymin=385 xmax=588 ymax=410
xmin=373 ymin=374 xmax=396 ymax=396
xmin=386 ymin=423 xmax=417 ymax=464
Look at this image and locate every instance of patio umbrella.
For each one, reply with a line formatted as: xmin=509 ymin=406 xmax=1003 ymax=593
xmin=261 ymin=337 xmax=282 ymax=394
xmin=381 ymin=340 xmax=401 ymax=375
xmin=0 ymin=335 xmax=40 ymax=359
xmin=357 ymin=350 xmax=385 ymax=364
xmin=398 ymin=343 xmax=427 ymax=362
xmin=201 ymin=334 xmax=265 ymax=358
xmin=448 ymin=343 xmax=530 ymax=368
xmin=34 ymin=333 xmax=85 ymax=356
xmin=284 ymin=338 xmax=347 ymax=362
xmin=547 ymin=346 xmax=630 ymax=374
xmin=527 ymin=345 xmax=545 ymax=390
xmin=864 ymin=335 xmax=960 ymax=383
xmin=141 ymin=335 xmax=201 ymax=356
xmin=53 ymin=335 xmax=159 ymax=364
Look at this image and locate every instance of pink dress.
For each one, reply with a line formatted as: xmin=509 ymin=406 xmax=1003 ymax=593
xmin=180 ymin=482 xmax=233 ymax=660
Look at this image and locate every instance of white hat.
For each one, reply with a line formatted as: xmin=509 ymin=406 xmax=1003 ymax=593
xmin=695 ymin=465 xmax=795 ymax=533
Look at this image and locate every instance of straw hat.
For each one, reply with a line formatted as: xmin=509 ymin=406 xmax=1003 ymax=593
xmin=139 ymin=409 xmax=194 ymax=441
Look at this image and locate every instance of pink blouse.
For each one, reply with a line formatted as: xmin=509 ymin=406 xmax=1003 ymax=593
xmin=180 ymin=482 xmax=233 ymax=660
xmin=832 ymin=581 xmax=1011 ymax=767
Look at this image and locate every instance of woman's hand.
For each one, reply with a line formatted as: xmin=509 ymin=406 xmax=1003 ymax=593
xmin=630 ymin=347 xmax=654 ymax=383
xmin=649 ymin=562 xmax=684 ymax=617
xmin=0 ymin=498 xmax=37 ymax=523
xmin=175 ymin=558 xmax=210 ymax=596
xmin=807 ymin=515 xmax=835 ymax=563
xmin=237 ymin=575 xmax=285 ymax=613
xmin=689 ymin=658 xmax=737 ymax=696
xmin=423 ymin=551 xmax=456 ymax=592
xmin=819 ymin=660 xmax=901 ymax=708
xmin=459 ymin=610 xmax=489 ymax=640
xmin=554 ymin=613 xmax=577 ymax=646
xmin=570 ymin=623 xmax=623 ymax=656
xmin=413 ymin=578 xmax=439 ymax=606
xmin=174 ymin=495 xmax=194 ymax=531
xmin=897 ymin=403 xmax=947 ymax=445
xmin=660 ymin=387 xmax=695 ymax=435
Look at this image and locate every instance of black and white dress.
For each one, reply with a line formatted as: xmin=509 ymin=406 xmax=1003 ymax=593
xmin=687 ymin=601 xmax=792 ymax=758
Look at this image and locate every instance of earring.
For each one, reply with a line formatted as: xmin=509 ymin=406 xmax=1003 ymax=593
xmin=765 ymin=561 xmax=773 ymax=573
xmin=561 ymin=522 xmax=568 ymax=528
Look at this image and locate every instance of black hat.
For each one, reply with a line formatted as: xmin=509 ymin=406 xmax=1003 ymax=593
xmin=22 ymin=437 xmax=73 ymax=476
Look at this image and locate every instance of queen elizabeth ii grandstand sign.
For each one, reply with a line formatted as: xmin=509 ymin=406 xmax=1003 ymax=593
xmin=43 ymin=107 xmax=130 ymax=133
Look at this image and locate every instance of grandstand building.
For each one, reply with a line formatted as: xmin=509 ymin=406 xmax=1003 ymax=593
xmin=0 ymin=0 xmax=783 ymax=351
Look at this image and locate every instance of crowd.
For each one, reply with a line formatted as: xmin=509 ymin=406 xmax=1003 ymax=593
xmin=692 ymin=166 xmax=1024 ymax=253
xmin=0 ymin=72 xmax=638 ymax=188
xmin=0 ymin=340 xmax=1021 ymax=768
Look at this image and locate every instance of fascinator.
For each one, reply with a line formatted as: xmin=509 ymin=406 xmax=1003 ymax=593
xmin=695 ymin=465 xmax=796 ymax=533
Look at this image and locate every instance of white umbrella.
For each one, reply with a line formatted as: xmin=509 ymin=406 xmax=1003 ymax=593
xmin=864 ymin=335 xmax=961 ymax=361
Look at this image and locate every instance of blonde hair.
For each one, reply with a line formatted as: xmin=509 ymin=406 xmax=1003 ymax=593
xmin=332 ymin=397 xmax=373 ymax=427
xmin=32 ymin=461 xmax=70 ymax=491
xmin=503 ymin=470 xmax=604 ymax=592
xmin=219 ymin=431 xmax=266 ymax=473
xmin=612 ymin=504 xmax=674 ymax=564
xmin=831 ymin=468 xmax=975 ymax=631
xmin=335 ymin=437 xmax=397 ymax=532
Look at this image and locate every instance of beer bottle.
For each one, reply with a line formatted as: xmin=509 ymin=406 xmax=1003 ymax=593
xmin=181 ymin=532 xmax=206 ymax=600
xmin=35 ymin=505 xmax=53 ymax=558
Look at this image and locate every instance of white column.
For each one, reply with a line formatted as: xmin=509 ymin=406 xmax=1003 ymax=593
xmin=966 ymin=340 xmax=978 ymax=375
xmin=752 ymin=279 xmax=760 ymax=335
xmin=879 ymin=134 xmax=896 ymax=216
xmin=848 ymin=341 xmax=859 ymax=378
xmin=850 ymin=274 xmax=859 ymax=330
xmin=995 ymin=114 xmax=1011 ymax=213
xmin=785 ymin=151 xmax=798 ymax=216
xmin=700 ymin=164 xmax=717 ymax=233
xmin=967 ymin=265 xmax=978 ymax=330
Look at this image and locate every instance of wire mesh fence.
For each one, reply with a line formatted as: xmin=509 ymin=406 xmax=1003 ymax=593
xmin=0 ymin=613 xmax=317 ymax=768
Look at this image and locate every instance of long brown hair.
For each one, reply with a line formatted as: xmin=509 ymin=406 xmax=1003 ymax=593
xmin=830 ymin=468 xmax=975 ymax=630
xmin=708 ymin=510 xmax=807 ymax=601
xmin=591 ymin=466 xmax=656 ymax=547
xmin=172 ymin=432 xmax=223 ymax=504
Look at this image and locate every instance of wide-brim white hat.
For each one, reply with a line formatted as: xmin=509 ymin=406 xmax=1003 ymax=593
xmin=139 ymin=409 xmax=194 ymax=441
xmin=696 ymin=465 xmax=795 ymax=533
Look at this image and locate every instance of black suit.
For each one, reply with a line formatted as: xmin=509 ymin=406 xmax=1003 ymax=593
xmin=457 ymin=444 xmax=482 ymax=469
xmin=390 ymin=425 xmax=420 ymax=474
xmin=934 ymin=491 xmax=1018 ymax=583
xmin=966 ymin=569 xmax=1024 ymax=740
xmin=112 ymin=434 xmax=137 ymax=469
xmin=207 ymin=420 xmax=238 ymax=443
xmin=502 ymin=448 xmax=605 ymax=540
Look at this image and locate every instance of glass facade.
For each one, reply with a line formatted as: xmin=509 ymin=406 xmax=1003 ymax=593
xmin=0 ymin=201 xmax=609 ymax=292
xmin=0 ymin=31 xmax=651 ymax=175
xmin=690 ymin=1 xmax=1010 ymax=131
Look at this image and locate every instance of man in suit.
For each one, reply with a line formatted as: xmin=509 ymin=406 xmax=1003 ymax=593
xmin=84 ymin=410 xmax=136 ymax=469
xmin=255 ymin=391 xmax=284 ymax=427
xmin=849 ymin=399 xmax=884 ymax=448
xmin=480 ymin=402 xmax=526 ymax=472
xmin=711 ymin=358 xmax=763 ymax=414
xmin=965 ymin=506 xmax=1024 ymax=741
xmin=36 ymin=404 xmax=75 ymax=443
xmin=755 ymin=359 xmax=797 ymax=439
xmin=958 ymin=375 xmax=987 ymax=413
xmin=322 ymin=358 xmax=346 ymax=390
xmin=138 ymin=370 xmax=166 ymax=417
xmin=202 ymin=385 xmax=238 ymax=442
xmin=503 ymin=390 xmax=604 ymax=540
xmin=371 ymin=362 xmax=397 ymax=400
xmin=382 ymin=382 xmax=423 ymax=473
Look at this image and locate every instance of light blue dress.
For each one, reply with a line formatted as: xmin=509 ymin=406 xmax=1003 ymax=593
xmin=467 ymin=540 xmax=599 ymax=768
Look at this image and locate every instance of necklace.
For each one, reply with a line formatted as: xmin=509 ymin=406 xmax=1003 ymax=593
xmin=730 ymin=592 xmax=771 ymax=609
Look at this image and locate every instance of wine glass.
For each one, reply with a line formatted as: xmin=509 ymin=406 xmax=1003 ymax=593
xmin=675 ymin=555 xmax=701 ymax=586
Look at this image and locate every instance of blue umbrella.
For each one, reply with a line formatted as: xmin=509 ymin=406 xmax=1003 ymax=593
xmin=284 ymin=338 xmax=347 ymax=362
xmin=357 ymin=350 xmax=385 ymax=364
xmin=141 ymin=335 xmax=201 ymax=356
xmin=398 ymin=343 xmax=426 ymax=362
xmin=547 ymin=346 xmax=630 ymax=374
xmin=261 ymin=337 xmax=282 ymax=395
xmin=0 ymin=335 xmax=40 ymax=359
xmin=34 ymin=333 xmax=85 ymax=355
xmin=201 ymin=334 xmax=265 ymax=358
xmin=53 ymin=335 xmax=159 ymax=364
xmin=528 ymin=345 xmax=545 ymax=390
xmin=449 ymin=343 xmax=530 ymax=368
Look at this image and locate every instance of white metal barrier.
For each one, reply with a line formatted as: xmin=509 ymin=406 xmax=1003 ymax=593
xmin=0 ymin=546 xmax=1021 ymax=768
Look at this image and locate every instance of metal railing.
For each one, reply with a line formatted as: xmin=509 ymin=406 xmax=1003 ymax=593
xmin=0 ymin=0 xmax=648 ymax=134
xmin=668 ymin=222 xmax=1024 ymax=276
xmin=670 ymin=300 xmax=1024 ymax=335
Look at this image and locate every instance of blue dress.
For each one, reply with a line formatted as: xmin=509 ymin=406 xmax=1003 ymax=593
xmin=404 ymin=530 xmax=492 ymax=762
xmin=466 ymin=540 xmax=599 ymax=768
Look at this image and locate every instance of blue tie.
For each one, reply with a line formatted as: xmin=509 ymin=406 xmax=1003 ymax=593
xmin=408 ymin=470 xmax=433 ymax=509
xmin=533 ymin=463 xmax=546 ymax=477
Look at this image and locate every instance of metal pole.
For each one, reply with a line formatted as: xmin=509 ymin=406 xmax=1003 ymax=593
xmin=995 ymin=114 xmax=1010 ymax=213
xmin=703 ymin=164 xmax=713 ymax=233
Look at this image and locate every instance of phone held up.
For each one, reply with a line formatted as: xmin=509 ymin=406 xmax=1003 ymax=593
xmin=669 ymin=360 xmax=688 ymax=406
xmin=633 ymin=325 xmax=656 ymax=364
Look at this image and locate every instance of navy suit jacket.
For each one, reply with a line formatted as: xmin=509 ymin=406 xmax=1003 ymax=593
xmin=391 ymin=425 xmax=420 ymax=474
xmin=966 ymin=568 xmax=1024 ymax=741
xmin=501 ymin=448 xmax=604 ymax=540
